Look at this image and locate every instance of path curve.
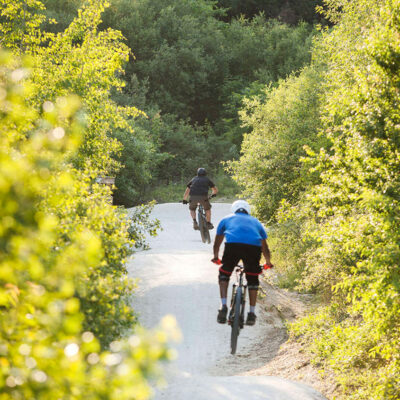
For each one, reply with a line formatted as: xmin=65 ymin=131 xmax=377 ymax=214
xmin=127 ymin=203 xmax=327 ymax=400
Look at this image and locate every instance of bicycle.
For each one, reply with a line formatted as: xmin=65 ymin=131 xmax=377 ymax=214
xmin=182 ymin=194 xmax=215 ymax=244
xmin=197 ymin=201 xmax=211 ymax=244
xmin=229 ymin=264 xmax=246 ymax=354
xmin=212 ymin=259 xmax=273 ymax=354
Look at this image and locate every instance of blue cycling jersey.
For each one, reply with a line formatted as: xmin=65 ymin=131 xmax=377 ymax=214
xmin=216 ymin=212 xmax=267 ymax=247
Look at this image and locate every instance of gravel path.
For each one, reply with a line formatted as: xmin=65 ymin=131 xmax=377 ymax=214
xmin=126 ymin=203 xmax=327 ymax=400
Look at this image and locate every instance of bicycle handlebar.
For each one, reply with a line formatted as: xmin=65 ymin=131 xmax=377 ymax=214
xmin=211 ymin=258 xmax=273 ymax=270
xmin=181 ymin=193 xmax=216 ymax=204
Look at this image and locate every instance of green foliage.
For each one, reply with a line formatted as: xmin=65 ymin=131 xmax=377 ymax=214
xmin=127 ymin=202 xmax=161 ymax=250
xmin=145 ymin=113 xmax=236 ymax=182
xmin=229 ymin=1 xmax=400 ymax=397
xmin=42 ymin=171 xmax=139 ymax=347
xmin=223 ymin=18 xmax=314 ymax=84
xmin=216 ymin=0 xmax=324 ymax=24
xmin=111 ymin=123 xmax=158 ymax=207
xmin=41 ymin=0 xmax=82 ymax=33
xmin=211 ymin=169 xmax=241 ymax=201
xmin=40 ymin=0 xmax=317 ymax=204
xmin=1 ymin=0 xmax=169 ymax=347
xmin=284 ymin=1 xmax=400 ymax=398
xmin=0 ymin=0 xmax=54 ymax=51
xmin=146 ymin=182 xmax=188 ymax=204
xmin=101 ymin=0 xmax=315 ymax=126
xmin=228 ymin=64 xmax=327 ymax=222
xmin=112 ymin=111 xmax=238 ymax=206
xmin=218 ymin=19 xmax=316 ymax=145
xmin=29 ymin=0 xmax=143 ymax=176
xmin=9 ymin=0 xmax=152 ymax=346
xmin=101 ymin=0 xmax=226 ymax=124
xmin=265 ymin=199 xmax=315 ymax=290
xmin=0 ymin=52 xmax=178 ymax=399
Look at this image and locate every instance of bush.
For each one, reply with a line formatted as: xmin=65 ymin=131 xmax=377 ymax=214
xmin=286 ymin=1 xmax=400 ymax=398
xmin=228 ymin=64 xmax=327 ymax=222
xmin=0 ymin=52 xmax=178 ymax=400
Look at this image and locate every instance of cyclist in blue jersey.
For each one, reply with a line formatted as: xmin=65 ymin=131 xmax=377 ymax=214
xmin=182 ymin=168 xmax=218 ymax=230
xmin=212 ymin=200 xmax=272 ymax=326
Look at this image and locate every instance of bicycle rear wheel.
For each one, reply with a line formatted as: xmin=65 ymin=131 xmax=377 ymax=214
xmin=231 ymin=285 xmax=242 ymax=355
xmin=203 ymin=221 xmax=211 ymax=243
xmin=198 ymin=210 xmax=210 ymax=243
xmin=197 ymin=210 xmax=205 ymax=243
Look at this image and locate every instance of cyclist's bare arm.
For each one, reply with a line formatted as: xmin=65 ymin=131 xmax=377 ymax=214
xmin=211 ymin=186 xmax=218 ymax=195
xmin=261 ymin=239 xmax=272 ymax=266
xmin=213 ymin=234 xmax=224 ymax=260
xmin=183 ymin=187 xmax=190 ymax=201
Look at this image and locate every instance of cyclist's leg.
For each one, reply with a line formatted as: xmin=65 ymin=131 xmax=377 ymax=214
xmin=242 ymin=244 xmax=262 ymax=307
xmin=242 ymin=244 xmax=262 ymax=325
xmin=189 ymin=196 xmax=198 ymax=216
xmin=202 ymin=197 xmax=212 ymax=223
xmin=189 ymin=196 xmax=199 ymax=229
xmin=217 ymin=243 xmax=240 ymax=323
xmin=218 ymin=243 xmax=241 ymax=298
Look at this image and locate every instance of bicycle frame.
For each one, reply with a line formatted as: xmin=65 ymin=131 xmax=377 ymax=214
xmin=212 ymin=258 xmax=273 ymax=354
xmin=229 ymin=265 xmax=247 ymax=354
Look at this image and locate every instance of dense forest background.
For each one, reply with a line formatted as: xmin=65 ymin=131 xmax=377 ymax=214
xmin=41 ymin=0 xmax=322 ymax=205
xmin=1 ymin=0 xmax=399 ymax=399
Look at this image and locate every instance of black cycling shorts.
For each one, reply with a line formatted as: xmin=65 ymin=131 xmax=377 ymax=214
xmin=218 ymin=242 xmax=262 ymax=288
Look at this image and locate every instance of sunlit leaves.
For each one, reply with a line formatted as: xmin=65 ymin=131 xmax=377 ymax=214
xmin=0 ymin=0 xmax=54 ymax=52
xmin=0 ymin=51 xmax=178 ymax=400
xmin=0 ymin=0 xmax=177 ymax=396
xmin=228 ymin=65 xmax=327 ymax=222
xmin=286 ymin=1 xmax=400 ymax=398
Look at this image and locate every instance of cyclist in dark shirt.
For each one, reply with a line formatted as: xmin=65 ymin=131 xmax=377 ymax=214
xmin=183 ymin=168 xmax=218 ymax=230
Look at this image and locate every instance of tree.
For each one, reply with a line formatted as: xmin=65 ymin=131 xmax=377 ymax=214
xmin=0 ymin=0 xmax=54 ymax=51
xmin=288 ymin=1 xmax=400 ymax=398
xmin=215 ymin=0 xmax=324 ymax=24
xmin=101 ymin=0 xmax=228 ymax=124
xmin=219 ymin=18 xmax=315 ymax=144
xmin=1 ymin=0 xmax=166 ymax=345
xmin=0 ymin=51 xmax=179 ymax=400
xmin=228 ymin=64 xmax=326 ymax=221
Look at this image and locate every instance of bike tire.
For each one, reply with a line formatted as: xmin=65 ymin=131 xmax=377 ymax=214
xmin=231 ymin=285 xmax=242 ymax=355
xmin=204 ymin=222 xmax=211 ymax=244
xmin=198 ymin=210 xmax=209 ymax=243
xmin=197 ymin=210 xmax=205 ymax=243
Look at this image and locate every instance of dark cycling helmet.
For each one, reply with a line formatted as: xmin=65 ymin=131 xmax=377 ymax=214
xmin=197 ymin=168 xmax=207 ymax=176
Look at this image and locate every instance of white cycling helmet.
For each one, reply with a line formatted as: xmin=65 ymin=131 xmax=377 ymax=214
xmin=231 ymin=200 xmax=251 ymax=215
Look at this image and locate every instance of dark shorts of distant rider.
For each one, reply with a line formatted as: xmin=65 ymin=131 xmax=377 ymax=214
xmin=189 ymin=195 xmax=211 ymax=211
xmin=218 ymin=243 xmax=262 ymax=289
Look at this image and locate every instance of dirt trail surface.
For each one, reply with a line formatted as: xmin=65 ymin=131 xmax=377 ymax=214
xmin=126 ymin=203 xmax=328 ymax=400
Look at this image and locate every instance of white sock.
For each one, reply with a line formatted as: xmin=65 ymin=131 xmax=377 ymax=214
xmin=221 ymin=298 xmax=227 ymax=307
xmin=250 ymin=306 xmax=256 ymax=313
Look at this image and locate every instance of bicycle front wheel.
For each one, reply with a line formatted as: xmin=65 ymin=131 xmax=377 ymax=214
xmin=231 ymin=285 xmax=242 ymax=355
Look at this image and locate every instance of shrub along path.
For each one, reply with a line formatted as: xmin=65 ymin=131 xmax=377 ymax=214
xmin=127 ymin=203 xmax=327 ymax=399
